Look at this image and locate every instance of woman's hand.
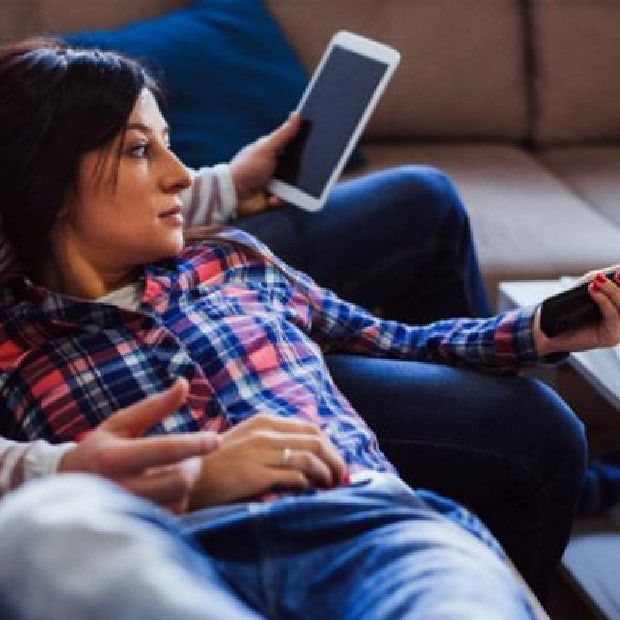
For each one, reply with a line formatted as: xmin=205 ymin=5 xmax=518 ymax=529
xmin=533 ymin=268 xmax=620 ymax=357
xmin=229 ymin=112 xmax=301 ymax=215
xmin=189 ymin=413 xmax=348 ymax=509
xmin=58 ymin=379 xmax=220 ymax=514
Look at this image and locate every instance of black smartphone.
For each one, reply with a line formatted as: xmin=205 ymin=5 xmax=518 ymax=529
xmin=539 ymin=271 xmax=617 ymax=337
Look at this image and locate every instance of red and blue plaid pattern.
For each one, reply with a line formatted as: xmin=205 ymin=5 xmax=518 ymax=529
xmin=0 ymin=230 xmax=538 ymax=474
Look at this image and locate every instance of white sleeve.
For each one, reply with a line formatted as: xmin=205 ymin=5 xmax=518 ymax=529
xmin=180 ymin=164 xmax=238 ymax=226
xmin=0 ymin=437 xmax=75 ymax=496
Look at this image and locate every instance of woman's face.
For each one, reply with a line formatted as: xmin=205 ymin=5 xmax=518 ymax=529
xmin=58 ymin=88 xmax=192 ymax=277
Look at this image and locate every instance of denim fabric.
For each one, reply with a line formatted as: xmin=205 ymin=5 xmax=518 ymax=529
xmin=0 ymin=474 xmax=538 ymax=619
xmin=325 ymin=355 xmax=587 ymax=601
xmin=238 ymin=165 xmax=490 ymax=324
xmin=0 ymin=475 xmax=261 ymax=620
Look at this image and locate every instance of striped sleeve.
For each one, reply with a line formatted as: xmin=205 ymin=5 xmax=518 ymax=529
xmin=0 ymin=438 xmax=75 ymax=496
xmin=181 ymin=164 xmax=238 ymax=226
xmin=270 ymin=253 xmax=543 ymax=373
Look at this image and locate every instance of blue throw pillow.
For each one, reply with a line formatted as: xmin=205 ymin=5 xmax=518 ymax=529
xmin=65 ymin=0 xmax=364 ymax=170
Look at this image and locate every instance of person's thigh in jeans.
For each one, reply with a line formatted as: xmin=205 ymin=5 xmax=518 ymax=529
xmin=199 ymin=472 xmax=538 ymax=619
xmin=0 ymin=475 xmax=263 ymax=620
xmin=237 ymin=165 xmax=489 ymax=323
xmin=326 ymin=354 xmax=587 ymax=603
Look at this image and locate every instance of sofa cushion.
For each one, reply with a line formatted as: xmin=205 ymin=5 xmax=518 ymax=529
xmin=540 ymin=147 xmax=620 ymax=227
xmin=266 ymin=0 xmax=528 ymax=142
xmin=533 ymin=0 xmax=620 ymax=145
xmin=65 ymin=0 xmax=312 ymax=168
xmin=355 ymin=143 xmax=620 ymax=303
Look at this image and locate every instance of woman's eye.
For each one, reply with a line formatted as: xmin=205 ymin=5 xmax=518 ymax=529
xmin=129 ymin=143 xmax=149 ymax=158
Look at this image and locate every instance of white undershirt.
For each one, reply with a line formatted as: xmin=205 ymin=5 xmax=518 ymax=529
xmin=97 ymin=282 xmax=143 ymax=312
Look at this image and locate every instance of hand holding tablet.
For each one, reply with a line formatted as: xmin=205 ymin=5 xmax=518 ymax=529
xmin=268 ymin=31 xmax=401 ymax=211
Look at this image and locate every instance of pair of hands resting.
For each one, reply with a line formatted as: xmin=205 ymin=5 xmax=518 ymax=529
xmin=533 ymin=266 xmax=620 ymax=357
xmin=59 ymin=378 xmax=347 ymax=514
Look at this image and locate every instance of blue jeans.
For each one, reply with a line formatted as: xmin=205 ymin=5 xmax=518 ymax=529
xmin=238 ymin=165 xmax=490 ymax=323
xmin=0 ymin=474 xmax=540 ymax=619
xmin=325 ymin=356 xmax=587 ymax=602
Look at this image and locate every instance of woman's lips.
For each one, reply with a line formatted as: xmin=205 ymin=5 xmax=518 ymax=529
xmin=159 ymin=206 xmax=184 ymax=226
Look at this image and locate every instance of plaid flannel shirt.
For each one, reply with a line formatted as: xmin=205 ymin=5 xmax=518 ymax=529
xmin=0 ymin=229 xmax=541 ymax=486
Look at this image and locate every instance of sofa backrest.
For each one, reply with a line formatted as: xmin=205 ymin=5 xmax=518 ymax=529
xmin=2 ymin=1 xmax=618 ymax=147
xmin=531 ymin=0 xmax=620 ymax=146
xmin=266 ymin=0 xmax=529 ymax=143
xmin=1 ymin=0 xmax=530 ymax=145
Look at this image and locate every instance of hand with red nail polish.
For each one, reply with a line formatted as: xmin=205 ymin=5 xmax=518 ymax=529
xmin=534 ymin=265 xmax=620 ymax=356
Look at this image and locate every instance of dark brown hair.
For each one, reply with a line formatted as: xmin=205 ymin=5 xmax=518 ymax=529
xmin=0 ymin=38 xmax=159 ymax=276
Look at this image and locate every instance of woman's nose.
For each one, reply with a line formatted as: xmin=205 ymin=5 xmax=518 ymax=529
xmin=162 ymin=149 xmax=193 ymax=193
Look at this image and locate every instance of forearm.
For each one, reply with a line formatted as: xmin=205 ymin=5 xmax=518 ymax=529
xmin=332 ymin=310 xmax=541 ymax=373
xmin=298 ymin=263 xmax=543 ymax=372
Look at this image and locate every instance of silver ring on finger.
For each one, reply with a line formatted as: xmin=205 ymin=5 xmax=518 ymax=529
xmin=281 ymin=447 xmax=293 ymax=467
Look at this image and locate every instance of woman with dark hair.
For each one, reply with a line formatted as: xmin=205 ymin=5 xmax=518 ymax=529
xmin=0 ymin=38 xmax=617 ymax=615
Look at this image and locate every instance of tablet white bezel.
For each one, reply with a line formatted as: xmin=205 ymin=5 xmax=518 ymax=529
xmin=268 ymin=30 xmax=400 ymax=212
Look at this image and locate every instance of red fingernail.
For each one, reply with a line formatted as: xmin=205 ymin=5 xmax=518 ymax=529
xmin=595 ymin=273 xmax=606 ymax=284
xmin=590 ymin=282 xmax=600 ymax=293
xmin=615 ymin=272 xmax=620 ymax=283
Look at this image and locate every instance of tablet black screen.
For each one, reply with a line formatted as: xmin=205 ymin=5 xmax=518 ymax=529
xmin=274 ymin=45 xmax=388 ymax=198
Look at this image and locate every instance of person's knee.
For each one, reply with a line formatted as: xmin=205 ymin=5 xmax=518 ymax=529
xmin=462 ymin=374 xmax=587 ymax=502
xmin=0 ymin=474 xmax=118 ymax=527
xmin=355 ymin=514 xmax=535 ymax=618
xmin=0 ymin=475 xmax=134 ymax=568
xmin=514 ymin=377 xmax=587 ymax=486
xmin=390 ymin=164 xmax=468 ymax=220
xmin=526 ymin=378 xmax=585 ymax=453
xmin=0 ymin=476 xmax=125 ymax=608
xmin=0 ymin=476 xmax=249 ymax=620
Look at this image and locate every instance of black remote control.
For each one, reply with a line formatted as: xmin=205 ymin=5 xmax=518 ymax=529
xmin=539 ymin=271 xmax=617 ymax=338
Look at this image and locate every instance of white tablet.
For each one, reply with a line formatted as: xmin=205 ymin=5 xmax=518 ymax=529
xmin=268 ymin=31 xmax=400 ymax=212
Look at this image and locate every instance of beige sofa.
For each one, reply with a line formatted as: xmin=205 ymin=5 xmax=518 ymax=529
xmin=2 ymin=0 xmax=620 ymax=308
